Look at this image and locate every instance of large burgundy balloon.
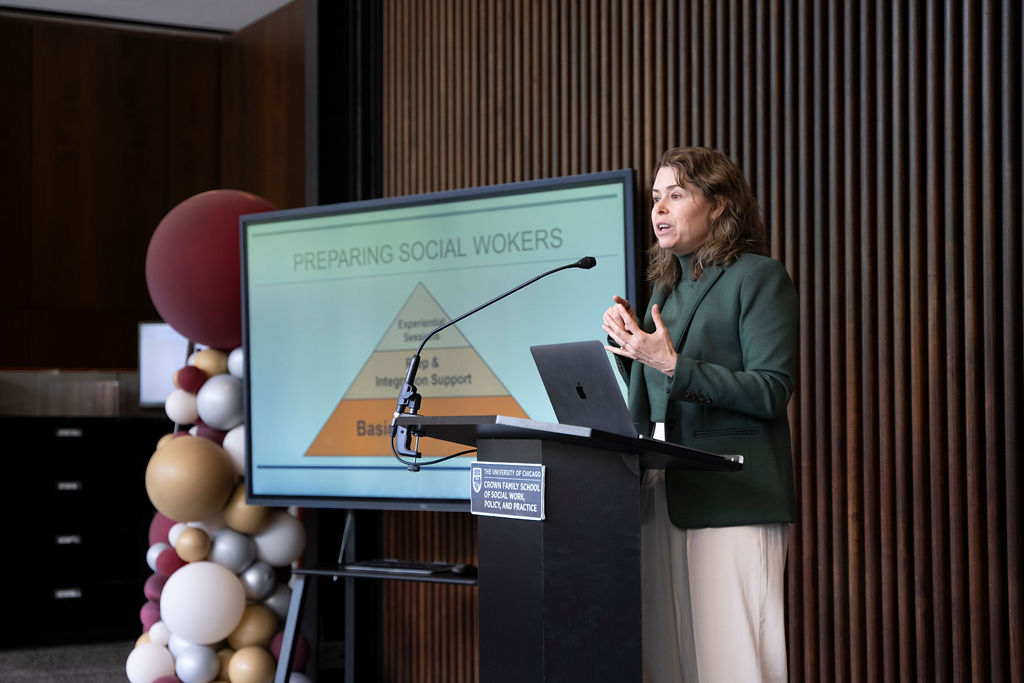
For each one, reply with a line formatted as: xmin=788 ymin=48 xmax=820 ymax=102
xmin=146 ymin=190 xmax=276 ymax=350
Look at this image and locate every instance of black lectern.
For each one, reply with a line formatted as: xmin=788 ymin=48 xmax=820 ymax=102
xmin=395 ymin=414 xmax=742 ymax=683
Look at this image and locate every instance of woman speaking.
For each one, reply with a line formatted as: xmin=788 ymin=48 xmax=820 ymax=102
xmin=602 ymin=146 xmax=798 ymax=683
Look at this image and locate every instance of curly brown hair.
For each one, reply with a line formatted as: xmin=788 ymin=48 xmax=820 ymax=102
xmin=647 ymin=147 xmax=768 ymax=291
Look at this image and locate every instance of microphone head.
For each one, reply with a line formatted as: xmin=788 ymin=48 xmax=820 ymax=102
xmin=577 ymin=256 xmax=597 ymax=269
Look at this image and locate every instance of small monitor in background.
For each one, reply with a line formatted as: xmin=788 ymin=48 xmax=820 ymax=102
xmin=137 ymin=322 xmax=202 ymax=408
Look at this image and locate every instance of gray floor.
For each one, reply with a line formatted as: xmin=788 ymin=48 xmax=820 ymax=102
xmin=0 ymin=641 xmax=132 ymax=682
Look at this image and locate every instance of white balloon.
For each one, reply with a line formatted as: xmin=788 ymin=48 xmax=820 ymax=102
xmin=165 ymin=388 xmax=199 ymax=425
xmin=148 ymin=621 xmax=171 ymax=646
xmin=125 ymin=643 xmax=175 ymax=683
xmin=146 ymin=542 xmax=170 ymax=573
xmin=263 ymin=583 xmax=292 ymax=621
xmin=221 ymin=425 xmax=246 ymax=477
xmin=160 ymin=561 xmax=246 ymax=645
xmin=253 ymin=511 xmax=307 ymax=567
xmin=168 ymin=632 xmax=198 ymax=658
xmin=176 ymin=644 xmax=221 ymax=683
xmin=228 ymin=347 xmax=245 ymax=378
xmin=195 ymin=374 xmax=244 ymax=431
xmin=285 ymin=674 xmax=313 ymax=683
xmin=168 ymin=522 xmax=188 ymax=547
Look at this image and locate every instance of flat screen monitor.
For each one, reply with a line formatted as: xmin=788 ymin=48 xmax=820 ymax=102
xmin=241 ymin=170 xmax=638 ymax=510
xmin=138 ymin=322 xmax=195 ymax=408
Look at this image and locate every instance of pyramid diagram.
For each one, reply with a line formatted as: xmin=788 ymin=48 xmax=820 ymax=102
xmin=306 ymin=282 xmax=528 ymax=457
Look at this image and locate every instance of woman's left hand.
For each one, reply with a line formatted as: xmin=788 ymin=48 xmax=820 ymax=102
xmin=603 ymin=303 xmax=678 ymax=377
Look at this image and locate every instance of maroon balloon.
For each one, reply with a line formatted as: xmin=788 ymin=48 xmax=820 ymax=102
xmin=153 ymin=677 xmax=183 ymax=683
xmin=193 ymin=417 xmax=227 ymax=445
xmin=269 ymin=630 xmax=311 ymax=671
xmin=148 ymin=512 xmax=176 ymax=546
xmin=144 ymin=573 xmax=168 ymax=602
xmin=175 ymin=365 xmax=209 ymax=394
xmin=155 ymin=547 xmax=187 ymax=577
xmin=140 ymin=599 xmax=161 ymax=631
xmin=146 ymin=190 xmax=276 ymax=350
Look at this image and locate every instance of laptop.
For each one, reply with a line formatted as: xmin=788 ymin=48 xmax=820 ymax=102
xmin=530 ymin=340 xmax=638 ymax=438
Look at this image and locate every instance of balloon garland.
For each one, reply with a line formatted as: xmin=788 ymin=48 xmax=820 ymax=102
xmin=128 ymin=191 xmax=311 ymax=683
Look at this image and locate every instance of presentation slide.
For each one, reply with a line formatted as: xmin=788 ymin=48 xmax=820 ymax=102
xmin=242 ymin=171 xmax=636 ymax=507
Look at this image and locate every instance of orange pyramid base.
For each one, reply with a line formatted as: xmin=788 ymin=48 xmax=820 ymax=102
xmin=305 ymin=396 xmax=529 ymax=457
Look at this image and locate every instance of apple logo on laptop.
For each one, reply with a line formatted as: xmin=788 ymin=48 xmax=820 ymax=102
xmin=575 ymin=381 xmax=587 ymax=400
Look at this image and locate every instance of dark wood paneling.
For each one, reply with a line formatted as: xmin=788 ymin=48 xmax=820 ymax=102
xmin=0 ymin=16 xmax=35 ymax=365
xmin=0 ymin=13 xmax=225 ymax=369
xmin=220 ymin=0 xmax=306 ymax=211
xmin=29 ymin=20 xmax=169 ymax=366
xmin=0 ymin=6 xmax=305 ymax=370
xmin=165 ymin=37 xmax=223 ymax=209
xmin=375 ymin=1 xmax=1024 ymax=681
xmin=29 ymin=20 xmax=222 ymax=368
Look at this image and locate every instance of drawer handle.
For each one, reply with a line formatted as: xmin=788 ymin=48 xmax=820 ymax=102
xmin=56 ymin=481 xmax=84 ymax=491
xmin=56 ymin=428 xmax=83 ymax=438
xmin=56 ymin=534 xmax=83 ymax=545
xmin=54 ymin=588 xmax=83 ymax=600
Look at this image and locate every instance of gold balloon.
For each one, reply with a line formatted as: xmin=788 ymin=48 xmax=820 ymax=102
xmin=174 ymin=526 xmax=212 ymax=562
xmin=217 ymin=646 xmax=235 ymax=680
xmin=155 ymin=433 xmax=176 ymax=451
xmin=145 ymin=435 xmax=235 ymax=522
xmin=192 ymin=348 xmax=229 ymax=376
xmin=222 ymin=483 xmax=273 ymax=535
xmin=228 ymin=604 xmax=281 ymax=650
xmin=228 ymin=646 xmax=277 ymax=683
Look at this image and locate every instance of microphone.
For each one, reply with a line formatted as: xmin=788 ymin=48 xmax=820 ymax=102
xmin=390 ymin=256 xmax=598 ymax=470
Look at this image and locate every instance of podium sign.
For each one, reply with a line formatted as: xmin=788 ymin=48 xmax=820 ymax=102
xmin=470 ymin=461 xmax=545 ymax=521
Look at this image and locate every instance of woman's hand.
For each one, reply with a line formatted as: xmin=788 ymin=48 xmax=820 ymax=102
xmin=603 ymin=301 xmax=678 ymax=377
xmin=602 ymin=295 xmax=637 ymax=329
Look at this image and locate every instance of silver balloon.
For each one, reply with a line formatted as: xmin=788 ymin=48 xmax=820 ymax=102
xmin=195 ymin=374 xmax=244 ymax=431
xmin=175 ymin=644 xmax=220 ymax=683
xmin=263 ymin=583 xmax=293 ymax=621
xmin=240 ymin=561 xmax=278 ymax=601
xmin=207 ymin=528 xmax=256 ymax=574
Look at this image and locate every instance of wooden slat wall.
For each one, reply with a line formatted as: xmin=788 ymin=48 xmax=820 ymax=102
xmin=375 ymin=1 xmax=1022 ymax=681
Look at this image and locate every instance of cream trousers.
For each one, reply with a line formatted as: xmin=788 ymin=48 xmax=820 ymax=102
xmin=640 ymin=468 xmax=791 ymax=683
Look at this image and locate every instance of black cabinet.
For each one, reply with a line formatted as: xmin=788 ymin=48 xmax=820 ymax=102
xmin=0 ymin=416 xmax=170 ymax=647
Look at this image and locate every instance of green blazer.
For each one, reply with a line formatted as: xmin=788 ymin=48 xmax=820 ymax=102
xmin=614 ymin=253 xmax=798 ymax=528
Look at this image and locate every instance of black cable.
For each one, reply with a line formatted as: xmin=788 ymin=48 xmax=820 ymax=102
xmin=391 ymin=434 xmax=476 ymax=471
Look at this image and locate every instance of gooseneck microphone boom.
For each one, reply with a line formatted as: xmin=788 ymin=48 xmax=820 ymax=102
xmin=390 ymin=256 xmax=597 ymax=470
